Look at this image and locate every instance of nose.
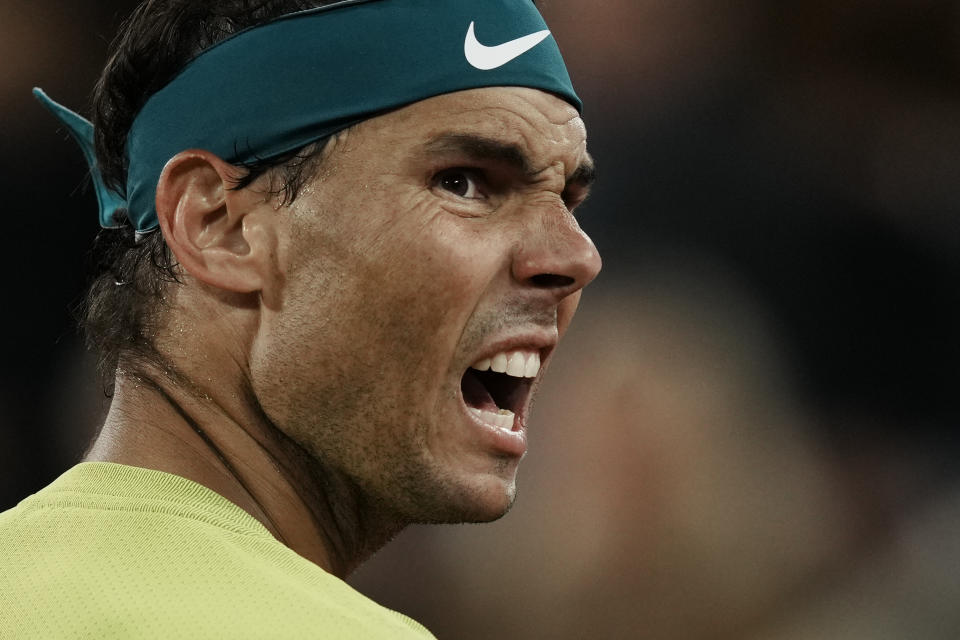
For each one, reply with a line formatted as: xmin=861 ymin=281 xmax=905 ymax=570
xmin=511 ymin=203 xmax=602 ymax=301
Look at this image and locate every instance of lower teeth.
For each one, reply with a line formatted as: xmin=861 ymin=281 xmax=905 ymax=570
xmin=470 ymin=407 xmax=515 ymax=429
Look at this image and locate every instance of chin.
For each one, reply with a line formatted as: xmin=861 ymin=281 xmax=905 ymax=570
xmin=460 ymin=481 xmax=518 ymax=523
xmin=402 ymin=471 xmax=520 ymax=525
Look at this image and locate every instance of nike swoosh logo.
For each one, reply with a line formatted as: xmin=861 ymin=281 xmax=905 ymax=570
xmin=464 ymin=21 xmax=552 ymax=71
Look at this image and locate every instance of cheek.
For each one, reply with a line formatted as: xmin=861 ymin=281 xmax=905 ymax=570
xmin=370 ymin=229 xmax=498 ymax=361
xmin=375 ymin=209 xmax=506 ymax=302
xmin=269 ymin=187 xmax=510 ymax=393
xmin=281 ymin=213 xmax=502 ymax=379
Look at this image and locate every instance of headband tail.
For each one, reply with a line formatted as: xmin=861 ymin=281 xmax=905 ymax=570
xmin=33 ymin=88 xmax=128 ymax=228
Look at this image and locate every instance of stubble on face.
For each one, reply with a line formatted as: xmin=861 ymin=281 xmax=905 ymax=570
xmin=249 ymin=87 xmax=597 ymax=527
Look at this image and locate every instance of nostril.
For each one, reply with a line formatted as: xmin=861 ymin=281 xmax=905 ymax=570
xmin=530 ymin=273 xmax=575 ymax=289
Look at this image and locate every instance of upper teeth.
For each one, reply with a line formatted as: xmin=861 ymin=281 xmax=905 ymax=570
xmin=471 ymin=349 xmax=541 ymax=378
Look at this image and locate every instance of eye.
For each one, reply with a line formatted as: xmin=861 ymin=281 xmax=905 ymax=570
xmin=434 ymin=168 xmax=485 ymax=200
xmin=562 ymin=187 xmax=589 ymax=214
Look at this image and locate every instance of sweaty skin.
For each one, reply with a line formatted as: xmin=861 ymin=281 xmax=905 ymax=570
xmin=85 ymin=87 xmax=601 ymax=577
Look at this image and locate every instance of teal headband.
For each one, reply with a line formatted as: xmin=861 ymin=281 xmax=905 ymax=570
xmin=35 ymin=0 xmax=580 ymax=233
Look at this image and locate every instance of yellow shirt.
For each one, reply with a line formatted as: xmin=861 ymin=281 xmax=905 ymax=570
xmin=0 ymin=462 xmax=434 ymax=639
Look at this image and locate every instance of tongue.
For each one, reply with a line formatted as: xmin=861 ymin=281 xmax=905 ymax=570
xmin=461 ymin=369 xmax=499 ymax=412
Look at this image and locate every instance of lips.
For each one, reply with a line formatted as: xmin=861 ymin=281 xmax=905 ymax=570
xmin=461 ymin=348 xmax=540 ymax=431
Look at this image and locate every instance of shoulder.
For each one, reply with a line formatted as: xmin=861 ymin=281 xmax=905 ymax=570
xmin=0 ymin=466 xmax=434 ymax=639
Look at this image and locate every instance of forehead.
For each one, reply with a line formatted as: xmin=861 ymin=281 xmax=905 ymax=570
xmin=349 ymin=87 xmax=588 ymax=165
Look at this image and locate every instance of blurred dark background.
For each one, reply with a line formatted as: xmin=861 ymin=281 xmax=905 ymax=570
xmin=3 ymin=1 xmax=959 ymax=638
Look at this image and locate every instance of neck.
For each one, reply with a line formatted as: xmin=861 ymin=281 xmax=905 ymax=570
xmin=84 ymin=359 xmax=402 ymax=577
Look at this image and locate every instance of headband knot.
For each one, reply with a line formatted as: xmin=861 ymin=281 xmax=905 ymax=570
xmin=33 ymin=88 xmax=128 ymax=228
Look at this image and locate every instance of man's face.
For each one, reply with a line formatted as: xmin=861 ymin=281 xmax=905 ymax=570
xmin=250 ymin=87 xmax=601 ymax=523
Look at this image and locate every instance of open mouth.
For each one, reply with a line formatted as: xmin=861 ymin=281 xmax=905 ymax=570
xmin=460 ymin=350 xmax=539 ymax=431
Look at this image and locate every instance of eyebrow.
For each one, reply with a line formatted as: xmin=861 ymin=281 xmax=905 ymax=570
xmin=422 ymin=133 xmax=596 ymax=191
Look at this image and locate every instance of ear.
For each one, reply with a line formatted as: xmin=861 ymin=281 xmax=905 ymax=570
xmin=155 ymin=149 xmax=279 ymax=298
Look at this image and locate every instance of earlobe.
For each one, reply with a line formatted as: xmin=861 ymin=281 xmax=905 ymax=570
xmin=155 ymin=149 xmax=277 ymax=296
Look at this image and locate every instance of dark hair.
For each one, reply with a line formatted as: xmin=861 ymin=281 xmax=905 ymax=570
xmin=85 ymin=0 xmax=343 ymax=391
